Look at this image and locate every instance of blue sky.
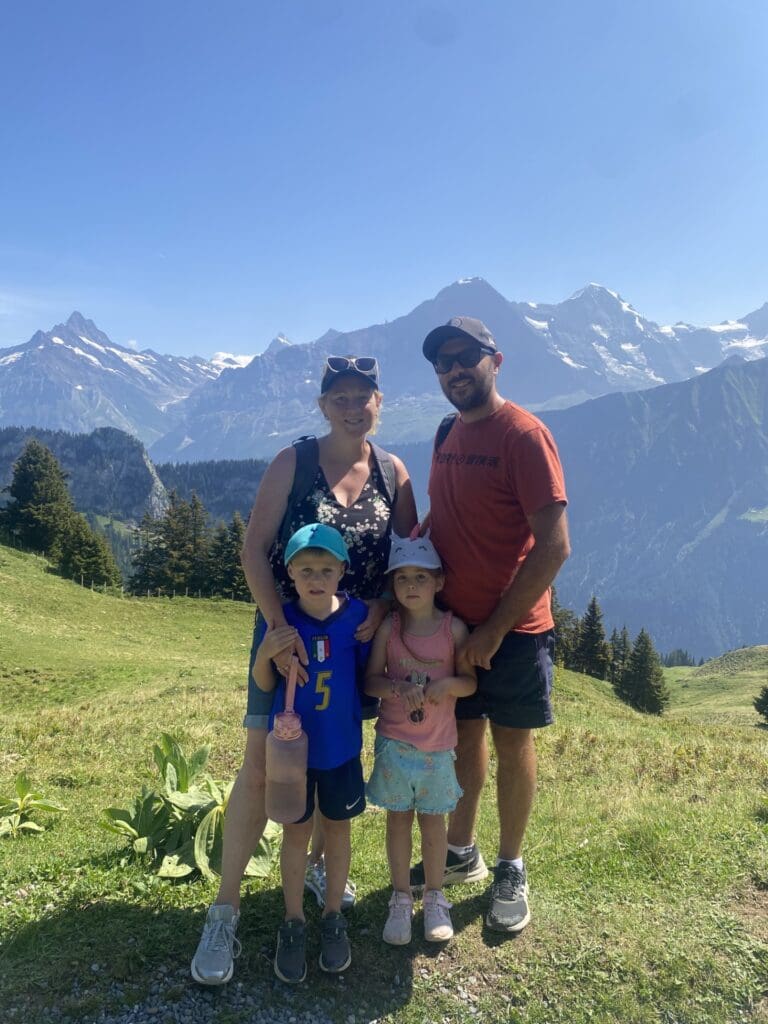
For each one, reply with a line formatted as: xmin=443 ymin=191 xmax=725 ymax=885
xmin=1 ymin=1 xmax=767 ymax=356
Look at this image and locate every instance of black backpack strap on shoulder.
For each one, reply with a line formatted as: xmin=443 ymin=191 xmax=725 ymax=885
xmin=278 ymin=435 xmax=319 ymax=549
xmin=369 ymin=441 xmax=397 ymax=507
xmin=434 ymin=413 xmax=458 ymax=452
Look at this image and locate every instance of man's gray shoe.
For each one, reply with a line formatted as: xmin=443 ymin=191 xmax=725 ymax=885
xmin=319 ymin=912 xmax=351 ymax=973
xmin=191 ymin=904 xmax=241 ymax=985
xmin=410 ymin=843 xmax=489 ymax=895
xmin=274 ymin=919 xmax=307 ymax=984
xmin=485 ymin=863 xmax=531 ymax=934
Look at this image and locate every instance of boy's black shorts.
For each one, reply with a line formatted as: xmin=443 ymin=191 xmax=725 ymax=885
xmin=293 ymin=756 xmax=366 ymax=824
xmin=455 ymin=629 xmax=555 ymax=729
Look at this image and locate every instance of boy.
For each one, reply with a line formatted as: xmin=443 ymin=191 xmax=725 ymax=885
xmin=253 ymin=522 xmax=370 ymax=983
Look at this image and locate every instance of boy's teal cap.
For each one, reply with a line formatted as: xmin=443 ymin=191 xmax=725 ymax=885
xmin=284 ymin=522 xmax=349 ymax=566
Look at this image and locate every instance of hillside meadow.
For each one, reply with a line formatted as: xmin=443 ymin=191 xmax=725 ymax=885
xmin=1 ymin=544 xmax=767 ymax=1024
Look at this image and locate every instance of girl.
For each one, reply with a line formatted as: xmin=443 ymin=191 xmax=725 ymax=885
xmin=365 ymin=532 xmax=477 ymax=944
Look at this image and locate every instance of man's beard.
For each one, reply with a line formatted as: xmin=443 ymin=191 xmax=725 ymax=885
xmin=442 ymin=373 xmax=494 ymax=412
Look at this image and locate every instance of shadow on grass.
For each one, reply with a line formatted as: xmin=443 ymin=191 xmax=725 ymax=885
xmin=1 ymin=882 xmax=417 ymax=1023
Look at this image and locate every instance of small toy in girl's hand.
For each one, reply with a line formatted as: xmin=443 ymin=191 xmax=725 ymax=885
xmin=408 ymin=673 xmax=430 ymax=723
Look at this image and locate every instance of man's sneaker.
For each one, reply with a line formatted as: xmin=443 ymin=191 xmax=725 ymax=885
xmin=190 ymin=904 xmax=241 ymax=985
xmin=382 ymin=890 xmax=413 ymax=945
xmin=304 ymin=857 xmax=357 ymax=911
xmin=410 ymin=844 xmax=489 ymax=894
xmin=274 ymin=919 xmax=307 ymax=984
xmin=319 ymin=911 xmax=352 ymax=973
xmin=486 ymin=862 xmax=531 ymax=934
xmin=423 ymin=889 xmax=454 ymax=942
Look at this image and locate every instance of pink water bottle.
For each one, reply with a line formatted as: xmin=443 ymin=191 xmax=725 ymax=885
xmin=265 ymin=655 xmax=308 ymax=824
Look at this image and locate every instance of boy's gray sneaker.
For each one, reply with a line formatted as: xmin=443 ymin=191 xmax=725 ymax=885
xmin=305 ymin=857 xmax=357 ymax=910
xmin=191 ymin=904 xmax=241 ymax=985
xmin=274 ymin=919 xmax=307 ymax=984
xmin=319 ymin=912 xmax=351 ymax=973
xmin=486 ymin=862 xmax=531 ymax=934
xmin=410 ymin=843 xmax=488 ymax=894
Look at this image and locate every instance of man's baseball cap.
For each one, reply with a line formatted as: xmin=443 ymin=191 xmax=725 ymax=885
xmin=422 ymin=316 xmax=497 ymax=363
xmin=284 ymin=522 xmax=349 ymax=565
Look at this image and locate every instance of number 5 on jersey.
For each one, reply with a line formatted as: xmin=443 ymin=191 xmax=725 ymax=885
xmin=314 ymin=670 xmax=332 ymax=711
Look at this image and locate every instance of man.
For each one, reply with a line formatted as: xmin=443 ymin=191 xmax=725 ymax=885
xmin=412 ymin=316 xmax=570 ymax=935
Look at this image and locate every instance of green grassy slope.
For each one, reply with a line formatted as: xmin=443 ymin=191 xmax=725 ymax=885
xmin=1 ymin=545 xmax=767 ymax=1024
xmin=665 ymin=646 xmax=768 ymax=726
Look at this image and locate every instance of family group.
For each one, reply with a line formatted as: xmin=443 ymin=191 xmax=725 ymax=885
xmin=190 ymin=314 xmax=570 ymax=985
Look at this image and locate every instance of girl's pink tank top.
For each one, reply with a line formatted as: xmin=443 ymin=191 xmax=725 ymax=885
xmin=375 ymin=610 xmax=458 ymax=752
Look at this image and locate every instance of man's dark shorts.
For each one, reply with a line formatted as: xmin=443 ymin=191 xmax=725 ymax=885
xmin=292 ymin=756 xmax=366 ymax=824
xmin=455 ymin=629 xmax=555 ymax=729
xmin=243 ymin=612 xmax=378 ymax=730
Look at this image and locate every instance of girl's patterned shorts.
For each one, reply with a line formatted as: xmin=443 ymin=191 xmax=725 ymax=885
xmin=366 ymin=735 xmax=463 ymax=815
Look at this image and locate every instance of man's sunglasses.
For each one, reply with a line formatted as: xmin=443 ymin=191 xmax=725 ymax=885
xmin=325 ymin=356 xmax=378 ymax=375
xmin=432 ymin=345 xmax=495 ymax=375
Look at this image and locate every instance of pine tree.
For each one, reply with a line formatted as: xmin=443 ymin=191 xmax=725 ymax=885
xmin=551 ymin=586 xmax=579 ymax=669
xmin=609 ymin=625 xmax=631 ymax=693
xmin=128 ymin=491 xmax=212 ymax=596
xmin=753 ymin=686 xmax=768 ymax=724
xmin=574 ymin=596 xmax=611 ymax=679
xmin=129 ymin=512 xmax=167 ymax=595
xmin=0 ymin=439 xmax=74 ymax=558
xmin=617 ymin=629 xmax=670 ymax=715
xmin=58 ymin=512 xmax=122 ymax=587
xmin=228 ymin=512 xmax=250 ymax=600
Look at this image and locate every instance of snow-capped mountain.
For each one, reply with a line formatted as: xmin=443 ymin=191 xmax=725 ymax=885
xmin=0 ymin=313 xmax=235 ymax=443
xmin=3 ymin=282 xmax=766 ymax=459
xmin=149 ymin=278 xmax=768 ymax=462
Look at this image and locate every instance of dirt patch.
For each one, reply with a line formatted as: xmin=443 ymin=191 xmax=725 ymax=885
xmin=734 ymin=884 xmax=768 ymax=942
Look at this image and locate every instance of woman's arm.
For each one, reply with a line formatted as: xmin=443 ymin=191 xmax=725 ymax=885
xmin=389 ymin=454 xmax=418 ymax=537
xmin=252 ymin=625 xmax=299 ymax=693
xmin=241 ymin=447 xmax=297 ymax=629
xmin=363 ymin=617 xmax=394 ymax=698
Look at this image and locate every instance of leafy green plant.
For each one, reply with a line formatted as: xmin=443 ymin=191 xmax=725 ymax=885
xmin=101 ymin=734 xmax=280 ymax=879
xmin=0 ymin=771 xmax=65 ymax=838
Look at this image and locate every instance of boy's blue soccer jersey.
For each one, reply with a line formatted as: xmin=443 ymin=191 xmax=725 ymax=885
xmin=260 ymin=595 xmax=371 ymax=770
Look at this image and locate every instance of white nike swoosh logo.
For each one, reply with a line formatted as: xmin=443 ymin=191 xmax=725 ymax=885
xmin=345 ymin=797 xmax=361 ymax=810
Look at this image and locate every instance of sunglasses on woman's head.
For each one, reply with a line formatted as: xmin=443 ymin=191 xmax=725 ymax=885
xmin=325 ymin=356 xmax=378 ymax=375
xmin=432 ymin=345 xmax=495 ymax=375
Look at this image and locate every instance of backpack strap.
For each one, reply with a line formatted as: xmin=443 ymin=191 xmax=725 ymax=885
xmin=278 ymin=436 xmax=319 ymax=549
xmin=434 ymin=413 xmax=458 ymax=452
xmin=369 ymin=441 xmax=397 ymax=508
xmin=278 ymin=435 xmax=398 ymax=550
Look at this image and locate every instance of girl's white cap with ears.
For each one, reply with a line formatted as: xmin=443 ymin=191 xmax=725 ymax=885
xmin=387 ymin=532 xmax=442 ymax=573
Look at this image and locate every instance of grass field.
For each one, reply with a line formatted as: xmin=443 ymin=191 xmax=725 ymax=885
xmin=665 ymin=646 xmax=768 ymax=726
xmin=1 ymin=543 xmax=767 ymax=1024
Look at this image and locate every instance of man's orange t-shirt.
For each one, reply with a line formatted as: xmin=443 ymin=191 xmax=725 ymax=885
xmin=428 ymin=401 xmax=567 ymax=632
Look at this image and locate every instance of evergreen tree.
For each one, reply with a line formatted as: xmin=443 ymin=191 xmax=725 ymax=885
xmin=662 ymin=648 xmax=697 ymax=667
xmin=129 ymin=512 xmax=167 ymax=595
xmin=1 ymin=439 xmax=74 ymax=558
xmin=574 ymin=596 xmax=611 ymax=679
xmin=128 ymin=491 xmax=213 ymax=596
xmin=551 ymin=586 xmax=579 ymax=669
xmin=753 ymin=685 xmax=768 ymax=724
xmin=617 ymin=629 xmax=670 ymax=715
xmin=227 ymin=512 xmax=250 ymax=600
xmin=208 ymin=512 xmax=250 ymax=600
xmin=58 ymin=512 xmax=122 ymax=587
xmin=609 ymin=625 xmax=631 ymax=693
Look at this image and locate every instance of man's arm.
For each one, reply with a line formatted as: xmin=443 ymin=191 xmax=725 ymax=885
xmin=462 ymin=502 xmax=571 ymax=670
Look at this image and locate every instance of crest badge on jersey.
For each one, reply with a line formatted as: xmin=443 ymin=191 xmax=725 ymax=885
xmin=312 ymin=635 xmax=331 ymax=663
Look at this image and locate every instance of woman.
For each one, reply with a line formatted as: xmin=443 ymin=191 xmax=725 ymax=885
xmin=191 ymin=355 xmax=417 ymax=985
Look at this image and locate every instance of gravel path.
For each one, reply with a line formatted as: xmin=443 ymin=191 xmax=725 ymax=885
xmin=22 ymin=963 xmax=388 ymax=1024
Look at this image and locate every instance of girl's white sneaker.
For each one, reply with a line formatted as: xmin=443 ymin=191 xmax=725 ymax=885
xmin=383 ymin=890 xmax=413 ymax=945
xmin=423 ymin=889 xmax=454 ymax=942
